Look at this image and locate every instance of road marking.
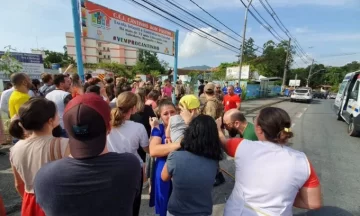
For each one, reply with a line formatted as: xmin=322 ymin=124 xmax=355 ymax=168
xmin=295 ymin=112 xmax=303 ymax=118
xmin=141 ymin=194 xmax=150 ymax=200
xmin=0 ymin=169 xmax=12 ymax=174
xmin=292 ymin=123 xmax=295 ymax=128
xmin=308 ymin=104 xmax=310 ymax=107
xmin=303 ymin=107 xmax=308 ymax=111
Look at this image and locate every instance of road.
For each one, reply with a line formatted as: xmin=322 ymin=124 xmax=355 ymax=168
xmin=141 ymin=99 xmax=360 ymax=215
xmin=3 ymin=99 xmax=360 ymax=216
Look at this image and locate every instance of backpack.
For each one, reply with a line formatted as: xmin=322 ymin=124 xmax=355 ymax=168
xmin=201 ymin=97 xmax=224 ymax=119
xmin=39 ymin=85 xmax=51 ymax=97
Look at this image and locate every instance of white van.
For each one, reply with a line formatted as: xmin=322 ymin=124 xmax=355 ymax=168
xmin=334 ymin=70 xmax=360 ymax=136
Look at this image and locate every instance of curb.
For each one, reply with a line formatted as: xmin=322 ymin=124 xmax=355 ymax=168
xmin=243 ymin=98 xmax=289 ymax=115
xmin=5 ymin=202 xmax=21 ymax=215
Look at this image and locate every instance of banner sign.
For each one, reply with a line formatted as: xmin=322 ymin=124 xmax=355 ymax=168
xmin=80 ymin=0 xmax=175 ymax=56
xmin=0 ymin=51 xmax=44 ymax=74
xmin=226 ymin=65 xmax=250 ymax=80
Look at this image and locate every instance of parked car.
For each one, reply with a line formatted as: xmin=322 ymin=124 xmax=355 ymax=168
xmin=290 ymin=88 xmax=313 ymax=103
xmin=313 ymin=91 xmax=326 ymax=99
xmin=328 ymin=93 xmax=336 ymax=99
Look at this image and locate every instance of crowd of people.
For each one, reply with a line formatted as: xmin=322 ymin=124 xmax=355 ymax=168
xmin=0 ymin=71 xmax=322 ymax=216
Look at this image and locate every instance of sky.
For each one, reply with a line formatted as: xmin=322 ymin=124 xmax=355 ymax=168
xmin=1 ymin=0 xmax=360 ymax=69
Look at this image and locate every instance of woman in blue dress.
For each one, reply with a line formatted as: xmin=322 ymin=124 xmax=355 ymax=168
xmin=149 ymin=99 xmax=180 ymax=216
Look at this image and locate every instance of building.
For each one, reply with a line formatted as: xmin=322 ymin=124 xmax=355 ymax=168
xmin=65 ymin=32 xmax=138 ymax=65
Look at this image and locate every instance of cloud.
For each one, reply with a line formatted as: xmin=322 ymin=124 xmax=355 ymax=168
xmin=295 ymin=27 xmax=310 ymax=34
xmin=300 ymin=33 xmax=360 ymax=42
xmin=179 ymin=27 xmax=232 ymax=58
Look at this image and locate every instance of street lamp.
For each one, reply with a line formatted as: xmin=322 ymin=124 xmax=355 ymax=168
xmin=306 ymin=69 xmax=325 ymax=87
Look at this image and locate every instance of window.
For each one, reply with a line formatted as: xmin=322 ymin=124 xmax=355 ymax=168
xmin=351 ymin=81 xmax=359 ymax=100
xmin=103 ymin=47 xmax=105 ymax=51
xmin=108 ymin=55 xmax=110 ymax=59
xmin=107 ymin=47 xmax=110 ymax=51
xmin=98 ymin=43 xmax=101 ymax=47
xmin=338 ymin=81 xmax=348 ymax=95
xmin=99 ymin=52 xmax=102 ymax=55
xmin=103 ymin=55 xmax=106 ymax=58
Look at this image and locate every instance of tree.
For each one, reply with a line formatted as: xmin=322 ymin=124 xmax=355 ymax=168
xmin=238 ymin=37 xmax=258 ymax=64
xmin=0 ymin=47 xmax=23 ymax=75
xmin=150 ymin=70 xmax=161 ymax=84
xmin=133 ymin=50 xmax=167 ymax=74
xmin=97 ymin=62 xmax=131 ymax=78
xmin=253 ymin=39 xmax=294 ymax=78
xmin=43 ymin=50 xmax=75 ymax=68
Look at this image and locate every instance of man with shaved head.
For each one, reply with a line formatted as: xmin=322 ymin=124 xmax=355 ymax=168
xmin=223 ymin=85 xmax=241 ymax=112
xmin=222 ymin=109 xmax=258 ymax=140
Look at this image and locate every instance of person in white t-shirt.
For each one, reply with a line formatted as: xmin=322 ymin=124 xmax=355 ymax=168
xmin=107 ymin=91 xmax=149 ymax=216
xmin=45 ymin=74 xmax=72 ymax=138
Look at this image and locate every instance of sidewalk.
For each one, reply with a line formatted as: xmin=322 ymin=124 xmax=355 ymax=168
xmin=1 ymin=97 xmax=289 ymax=216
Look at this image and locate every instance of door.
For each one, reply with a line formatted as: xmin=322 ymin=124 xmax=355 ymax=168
xmin=345 ymin=78 xmax=360 ymax=119
xmin=334 ymin=80 xmax=349 ymax=114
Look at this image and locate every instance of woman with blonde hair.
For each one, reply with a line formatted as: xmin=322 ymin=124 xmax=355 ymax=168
xmin=70 ymin=73 xmax=83 ymax=98
xmin=9 ymin=98 xmax=69 ymax=216
xmin=107 ymin=91 xmax=149 ymax=216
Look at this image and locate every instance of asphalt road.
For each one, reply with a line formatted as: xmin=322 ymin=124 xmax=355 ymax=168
xmin=3 ymin=99 xmax=360 ymax=216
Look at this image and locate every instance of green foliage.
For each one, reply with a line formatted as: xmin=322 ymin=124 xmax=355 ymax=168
xmin=0 ymin=48 xmax=22 ymax=75
xmin=187 ymin=71 xmax=200 ymax=92
xmin=237 ymin=37 xmax=258 ymax=64
xmin=44 ymin=50 xmax=75 ymax=68
xmin=252 ymin=40 xmax=293 ymax=78
xmin=97 ymin=62 xmax=132 ymax=78
xmin=133 ymin=50 xmax=167 ymax=75
xmin=212 ymin=62 xmax=238 ymax=80
xmin=214 ymin=37 xmax=360 ymax=92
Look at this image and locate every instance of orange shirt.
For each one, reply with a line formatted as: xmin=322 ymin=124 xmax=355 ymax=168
xmin=223 ymin=94 xmax=241 ymax=111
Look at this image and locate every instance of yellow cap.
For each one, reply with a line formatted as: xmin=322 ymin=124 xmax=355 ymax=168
xmin=179 ymin=95 xmax=200 ymax=110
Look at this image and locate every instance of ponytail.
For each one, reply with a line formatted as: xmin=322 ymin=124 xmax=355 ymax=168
xmin=9 ymin=119 xmax=25 ymax=139
xmin=110 ymin=107 xmax=126 ymax=127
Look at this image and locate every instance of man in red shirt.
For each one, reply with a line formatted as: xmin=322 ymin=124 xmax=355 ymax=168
xmin=223 ymin=85 xmax=241 ymax=111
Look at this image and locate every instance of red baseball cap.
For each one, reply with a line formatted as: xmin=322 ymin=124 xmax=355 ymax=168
xmin=63 ymin=93 xmax=111 ymax=159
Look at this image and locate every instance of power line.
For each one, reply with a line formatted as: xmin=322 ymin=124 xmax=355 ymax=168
xmin=249 ymin=4 xmax=285 ymax=41
xmin=261 ymin=0 xmax=312 ymax=62
xmin=125 ymin=0 xmax=240 ymax=53
xmin=164 ymin=0 xmax=242 ymax=43
xmin=238 ymin=0 xmax=283 ymax=42
xmin=138 ymin=0 xmax=240 ymax=50
xmin=188 ymin=0 xmax=264 ymax=51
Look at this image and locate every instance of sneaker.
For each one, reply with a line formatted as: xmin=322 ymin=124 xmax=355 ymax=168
xmin=214 ymin=172 xmax=225 ymax=187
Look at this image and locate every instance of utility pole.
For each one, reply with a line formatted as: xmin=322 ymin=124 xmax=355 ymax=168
xmin=294 ymin=74 xmax=297 ymax=87
xmin=281 ymin=38 xmax=291 ymax=93
xmin=238 ymin=0 xmax=254 ymax=84
xmin=306 ymin=59 xmax=315 ymax=87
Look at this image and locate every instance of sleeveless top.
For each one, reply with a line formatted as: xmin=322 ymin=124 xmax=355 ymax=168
xmin=224 ymin=139 xmax=314 ymax=216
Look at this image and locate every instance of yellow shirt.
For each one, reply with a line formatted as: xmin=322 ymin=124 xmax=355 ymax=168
xmin=9 ymin=90 xmax=30 ymax=118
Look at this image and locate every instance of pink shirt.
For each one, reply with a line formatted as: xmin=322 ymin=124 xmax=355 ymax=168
xmin=163 ymin=86 xmax=172 ymax=97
